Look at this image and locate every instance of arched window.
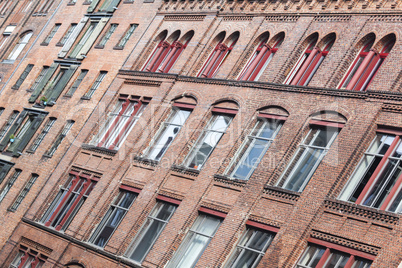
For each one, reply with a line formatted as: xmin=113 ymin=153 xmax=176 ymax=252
xmin=6 ymin=31 xmax=33 ymax=61
xmin=339 ymin=34 xmax=395 ymax=91
xmin=199 ymin=32 xmax=239 ymax=78
xmin=285 ymin=33 xmax=335 ymax=86
xmin=239 ymin=32 xmax=284 ymax=81
xmin=143 ymin=30 xmax=192 ymax=73
xmin=156 ymin=31 xmax=194 ymax=73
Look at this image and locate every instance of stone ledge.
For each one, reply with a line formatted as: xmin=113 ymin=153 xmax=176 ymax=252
xmin=214 ymin=174 xmax=247 ymax=188
xmin=133 ymin=155 xmax=158 ymax=168
xmin=311 ymin=230 xmax=380 ymax=256
xmin=263 ymin=185 xmax=300 ymax=202
xmin=171 ymin=164 xmax=200 ymax=177
xmin=21 ymin=219 xmax=144 ymax=267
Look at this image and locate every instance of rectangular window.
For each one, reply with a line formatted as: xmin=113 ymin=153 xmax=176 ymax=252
xmin=89 ymin=96 xmax=147 ymax=150
xmin=296 ymin=243 xmax=372 ymax=268
xmin=9 ymin=245 xmax=47 ymax=268
xmin=9 ymin=174 xmax=38 ymax=211
xmin=81 ymin=71 xmax=107 ymax=99
xmin=0 ymin=160 xmax=13 ymax=185
xmin=27 ymin=117 xmax=56 ymax=153
xmin=0 ymin=169 xmax=21 ymax=204
xmin=42 ymin=23 xmax=60 ymax=45
xmin=225 ymin=117 xmax=283 ymax=180
xmin=69 ymin=21 xmax=97 ymax=58
xmin=116 ymin=24 xmax=137 ymax=48
xmin=98 ymin=23 xmax=117 ymax=47
xmin=44 ymin=120 xmax=74 ymax=157
xmin=185 ymin=114 xmax=233 ymax=170
xmin=144 ymin=108 xmax=191 ymax=161
xmin=65 ymin=69 xmax=88 ymax=96
xmin=58 ymin=23 xmax=77 ymax=46
xmin=0 ymin=109 xmax=47 ymax=157
xmin=12 ymin=64 xmax=34 ymax=90
xmin=339 ymin=132 xmax=402 ymax=212
xmin=0 ymin=111 xmax=19 ymax=142
xmin=89 ymin=190 xmax=137 ymax=247
xmin=42 ymin=174 xmax=97 ymax=231
xmin=67 ymin=18 xmax=109 ymax=59
xmin=224 ymin=227 xmax=275 ymax=268
xmin=28 ymin=66 xmax=49 ymax=92
xmin=277 ymin=126 xmax=339 ymax=192
xmin=125 ymin=201 xmax=178 ymax=263
xmin=166 ymin=214 xmax=222 ymax=268
xmin=34 ymin=0 xmax=54 ymax=15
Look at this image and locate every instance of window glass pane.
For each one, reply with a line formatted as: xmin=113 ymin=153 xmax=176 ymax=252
xmin=225 ymin=228 xmax=274 ymax=268
xmin=280 ymin=127 xmax=338 ymax=192
xmin=186 ymin=114 xmax=232 ymax=170
xmin=298 ymin=245 xmax=325 ymax=267
xmin=90 ymin=191 xmax=136 ymax=247
xmin=167 ymin=214 xmax=221 ymax=268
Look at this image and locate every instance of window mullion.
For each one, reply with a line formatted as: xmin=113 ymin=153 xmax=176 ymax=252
xmin=55 ymin=178 xmax=91 ymax=230
xmin=369 ymin=159 xmax=400 ymax=207
xmin=97 ymin=100 xmax=128 ymax=147
xmin=109 ymin=101 xmax=142 ymax=149
xmin=45 ymin=176 xmax=79 ymax=227
xmin=315 ymin=248 xmax=331 ymax=268
xmin=242 ymin=44 xmax=271 ymax=81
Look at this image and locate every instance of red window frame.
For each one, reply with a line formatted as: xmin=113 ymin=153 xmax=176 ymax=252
xmin=341 ymin=38 xmax=394 ymax=91
xmin=44 ymin=171 xmax=98 ymax=231
xmin=305 ymin=238 xmax=375 ymax=268
xmin=239 ymin=36 xmax=283 ymax=81
xmin=94 ymin=96 xmax=149 ymax=150
xmin=143 ymin=33 xmax=189 ymax=73
xmin=10 ymin=246 xmax=47 ymax=268
xmin=199 ymin=35 xmax=239 ymax=78
xmin=287 ymin=37 xmax=334 ymax=86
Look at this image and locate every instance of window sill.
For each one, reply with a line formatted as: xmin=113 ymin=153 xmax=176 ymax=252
xmin=42 ymin=154 xmax=53 ymax=158
xmin=263 ymin=185 xmax=300 ymax=203
xmin=171 ymin=164 xmax=200 ymax=177
xmin=94 ymin=45 xmax=105 ymax=49
xmin=40 ymin=42 xmax=49 ymax=46
xmin=82 ymin=144 xmax=117 ymax=156
xmin=133 ymin=155 xmax=158 ymax=167
xmin=55 ymin=42 xmax=63 ymax=47
xmin=2 ymin=60 xmax=15 ymax=64
xmin=67 ymin=2 xmax=76 ymax=6
xmin=123 ymin=0 xmax=135 ymax=3
xmin=82 ymin=1 xmax=91 ymax=4
xmin=213 ymin=174 xmax=247 ymax=188
xmin=81 ymin=96 xmax=92 ymax=100
xmin=113 ymin=46 xmax=124 ymax=50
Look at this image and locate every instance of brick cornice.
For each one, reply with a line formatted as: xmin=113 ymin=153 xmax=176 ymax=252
xmin=263 ymin=185 xmax=300 ymax=203
xmin=310 ymin=230 xmax=380 ymax=256
xmin=117 ymin=71 xmax=402 ymax=105
xmin=20 ymin=237 xmax=53 ymax=255
xmin=123 ymin=78 xmax=162 ymax=87
xmin=324 ymin=198 xmax=399 ymax=225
